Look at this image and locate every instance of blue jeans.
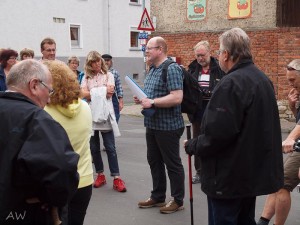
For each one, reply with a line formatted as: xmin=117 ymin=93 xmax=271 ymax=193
xmin=146 ymin=127 xmax=185 ymax=206
xmin=207 ymin=196 xmax=256 ymax=225
xmin=90 ymin=130 xmax=120 ymax=176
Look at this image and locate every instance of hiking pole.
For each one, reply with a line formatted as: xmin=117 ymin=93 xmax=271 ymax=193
xmin=186 ymin=124 xmax=194 ymax=225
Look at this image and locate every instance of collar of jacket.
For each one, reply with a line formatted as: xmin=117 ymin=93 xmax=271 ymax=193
xmin=188 ymin=57 xmax=219 ymax=74
xmin=0 ymin=91 xmax=37 ymax=106
xmin=227 ymin=58 xmax=253 ymax=74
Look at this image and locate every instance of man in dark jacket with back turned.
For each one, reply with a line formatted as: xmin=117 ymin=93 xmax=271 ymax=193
xmin=184 ymin=28 xmax=283 ymax=225
xmin=187 ymin=40 xmax=225 ymax=184
xmin=0 ymin=59 xmax=79 ymax=225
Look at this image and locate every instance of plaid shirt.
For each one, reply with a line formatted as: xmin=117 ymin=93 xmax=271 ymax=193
xmin=144 ymin=60 xmax=184 ymax=130
xmin=109 ymin=68 xmax=123 ymax=98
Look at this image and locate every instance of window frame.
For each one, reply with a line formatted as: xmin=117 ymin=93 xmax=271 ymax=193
xmin=69 ymin=24 xmax=82 ymax=49
xmin=129 ymin=27 xmax=141 ymax=51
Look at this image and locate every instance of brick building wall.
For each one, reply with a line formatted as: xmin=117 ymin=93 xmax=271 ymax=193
xmin=154 ymin=27 xmax=300 ymax=101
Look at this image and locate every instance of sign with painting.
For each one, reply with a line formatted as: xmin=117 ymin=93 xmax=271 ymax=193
xmin=186 ymin=0 xmax=207 ymax=21
xmin=228 ymin=0 xmax=252 ymax=19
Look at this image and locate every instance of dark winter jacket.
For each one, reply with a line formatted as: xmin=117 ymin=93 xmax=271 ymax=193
xmin=0 ymin=65 xmax=6 ymax=91
xmin=0 ymin=92 xmax=79 ymax=224
xmin=187 ymin=57 xmax=225 ymax=122
xmin=185 ymin=59 xmax=284 ymax=199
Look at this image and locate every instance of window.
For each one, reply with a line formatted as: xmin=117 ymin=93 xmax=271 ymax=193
xmin=130 ymin=28 xmax=142 ymax=51
xmin=70 ymin=24 xmax=82 ymax=48
xmin=277 ymin=0 xmax=300 ymax=27
xmin=129 ymin=0 xmax=141 ymax=6
xmin=130 ymin=31 xmax=139 ymax=48
xmin=53 ymin=17 xmax=65 ymax=23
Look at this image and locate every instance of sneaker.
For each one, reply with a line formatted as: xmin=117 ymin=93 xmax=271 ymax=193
xmin=138 ymin=198 xmax=166 ymax=208
xmin=192 ymin=174 xmax=201 ymax=184
xmin=94 ymin=174 xmax=106 ymax=188
xmin=160 ymin=199 xmax=184 ymax=214
xmin=113 ymin=178 xmax=127 ymax=192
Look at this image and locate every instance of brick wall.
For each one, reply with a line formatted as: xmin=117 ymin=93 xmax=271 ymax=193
xmin=154 ymin=27 xmax=300 ymax=101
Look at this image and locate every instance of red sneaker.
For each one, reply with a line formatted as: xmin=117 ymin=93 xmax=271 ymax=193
xmin=113 ymin=178 xmax=127 ymax=192
xmin=94 ymin=174 xmax=106 ymax=188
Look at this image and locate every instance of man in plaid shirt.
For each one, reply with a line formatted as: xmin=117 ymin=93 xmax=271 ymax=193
xmin=134 ymin=36 xmax=185 ymax=214
xmin=102 ymin=54 xmax=124 ymax=123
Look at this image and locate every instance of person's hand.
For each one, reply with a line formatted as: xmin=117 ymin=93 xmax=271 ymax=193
xmin=106 ymin=85 xmax=114 ymax=98
xmin=183 ymin=140 xmax=188 ymax=150
xmin=119 ymin=98 xmax=124 ymax=111
xmin=282 ymin=138 xmax=295 ymax=153
xmin=141 ymin=98 xmax=152 ymax=109
xmin=288 ymin=88 xmax=299 ymax=109
xmin=133 ymin=96 xmax=142 ymax=104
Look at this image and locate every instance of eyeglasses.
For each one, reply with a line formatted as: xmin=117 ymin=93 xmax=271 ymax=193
xmin=287 ymin=66 xmax=299 ymax=71
xmin=39 ymin=80 xmax=54 ymax=95
xmin=9 ymin=57 xmax=17 ymax=60
xmin=216 ymin=49 xmax=225 ymax=56
xmin=44 ymin=48 xmax=56 ymax=52
xmin=146 ymin=46 xmax=161 ymax=51
xmin=196 ymin=53 xmax=208 ymax=58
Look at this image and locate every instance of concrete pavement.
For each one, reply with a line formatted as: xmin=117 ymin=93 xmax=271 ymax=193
xmin=84 ymin=114 xmax=300 ymax=225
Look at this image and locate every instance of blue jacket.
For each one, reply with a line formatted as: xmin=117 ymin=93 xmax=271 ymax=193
xmin=0 ymin=66 xmax=6 ymax=91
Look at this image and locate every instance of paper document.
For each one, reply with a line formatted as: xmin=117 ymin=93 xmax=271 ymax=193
xmin=125 ymin=75 xmax=147 ymax=100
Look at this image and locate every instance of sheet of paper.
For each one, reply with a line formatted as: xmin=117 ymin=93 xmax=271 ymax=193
xmin=125 ymin=76 xmax=147 ymax=100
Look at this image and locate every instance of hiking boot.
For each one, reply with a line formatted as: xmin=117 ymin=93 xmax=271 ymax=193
xmin=192 ymin=174 xmax=201 ymax=184
xmin=94 ymin=174 xmax=106 ymax=188
xmin=113 ymin=178 xmax=127 ymax=192
xmin=160 ymin=199 xmax=184 ymax=214
xmin=138 ymin=198 xmax=166 ymax=208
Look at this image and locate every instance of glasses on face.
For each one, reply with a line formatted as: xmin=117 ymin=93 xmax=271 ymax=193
xmin=44 ymin=48 xmax=56 ymax=52
xmin=9 ymin=57 xmax=17 ymax=60
xmin=39 ymin=80 xmax=54 ymax=95
xmin=287 ymin=66 xmax=299 ymax=71
xmin=216 ymin=49 xmax=225 ymax=56
xmin=146 ymin=46 xmax=161 ymax=51
xmin=196 ymin=52 xmax=208 ymax=58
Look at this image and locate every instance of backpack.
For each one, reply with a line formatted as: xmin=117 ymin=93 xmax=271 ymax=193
xmin=162 ymin=59 xmax=203 ymax=114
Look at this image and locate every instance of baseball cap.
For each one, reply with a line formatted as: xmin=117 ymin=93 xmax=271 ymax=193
xmin=102 ymin=54 xmax=112 ymax=60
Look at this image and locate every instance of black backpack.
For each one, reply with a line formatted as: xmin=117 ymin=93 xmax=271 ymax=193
xmin=162 ymin=60 xmax=203 ymax=114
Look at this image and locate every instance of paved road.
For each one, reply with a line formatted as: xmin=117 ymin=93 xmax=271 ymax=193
xmin=84 ymin=115 xmax=300 ymax=225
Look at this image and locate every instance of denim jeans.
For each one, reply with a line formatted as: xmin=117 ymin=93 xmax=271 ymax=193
xmin=90 ymin=130 xmax=120 ymax=176
xmin=146 ymin=127 xmax=185 ymax=206
xmin=207 ymin=196 xmax=256 ymax=225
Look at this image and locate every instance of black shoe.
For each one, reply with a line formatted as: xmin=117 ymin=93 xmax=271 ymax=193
xmin=192 ymin=174 xmax=201 ymax=184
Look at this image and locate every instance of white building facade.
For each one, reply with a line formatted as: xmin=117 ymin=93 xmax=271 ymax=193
xmin=1 ymin=0 xmax=151 ymax=82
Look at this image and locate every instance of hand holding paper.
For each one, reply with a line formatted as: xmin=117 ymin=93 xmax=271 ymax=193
xmin=125 ymin=76 xmax=147 ymax=100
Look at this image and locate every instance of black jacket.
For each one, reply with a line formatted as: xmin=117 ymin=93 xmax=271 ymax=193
xmin=185 ymin=59 xmax=284 ymax=199
xmin=187 ymin=57 xmax=225 ymax=122
xmin=0 ymin=92 xmax=79 ymax=224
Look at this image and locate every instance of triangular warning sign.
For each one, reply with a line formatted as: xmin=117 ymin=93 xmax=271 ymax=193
xmin=137 ymin=8 xmax=155 ymax=31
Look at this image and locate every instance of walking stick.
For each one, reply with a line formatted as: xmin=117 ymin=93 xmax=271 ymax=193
xmin=186 ymin=124 xmax=194 ymax=225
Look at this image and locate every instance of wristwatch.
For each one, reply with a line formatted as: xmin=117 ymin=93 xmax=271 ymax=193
xmin=150 ymin=99 xmax=155 ymax=106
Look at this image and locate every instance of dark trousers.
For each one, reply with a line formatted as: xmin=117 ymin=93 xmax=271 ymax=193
xmin=112 ymin=94 xmax=120 ymax=123
xmin=207 ymin=196 xmax=256 ymax=225
xmin=67 ymin=185 xmax=92 ymax=225
xmin=146 ymin=127 xmax=185 ymax=206
xmin=192 ymin=120 xmax=201 ymax=175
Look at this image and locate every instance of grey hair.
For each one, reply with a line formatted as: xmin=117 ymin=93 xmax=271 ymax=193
xmin=6 ymin=59 xmax=49 ymax=89
xmin=219 ymin=27 xmax=252 ymax=62
xmin=67 ymin=55 xmax=80 ymax=65
xmin=193 ymin=40 xmax=210 ymax=52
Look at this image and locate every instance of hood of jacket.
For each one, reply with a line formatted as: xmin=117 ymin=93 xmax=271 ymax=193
xmin=56 ymin=99 xmax=81 ymax=118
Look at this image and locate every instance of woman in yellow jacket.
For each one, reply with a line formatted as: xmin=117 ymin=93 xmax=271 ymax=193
xmin=44 ymin=60 xmax=93 ymax=225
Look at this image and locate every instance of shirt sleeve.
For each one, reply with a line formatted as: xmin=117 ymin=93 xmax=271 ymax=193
xmin=167 ymin=64 xmax=183 ymax=91
xmin=113 ymin=70 xmax=123 ymax=98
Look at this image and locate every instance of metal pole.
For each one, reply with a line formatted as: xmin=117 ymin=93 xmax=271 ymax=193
xmin=142 ymin=0 xmax=146 ymax=79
